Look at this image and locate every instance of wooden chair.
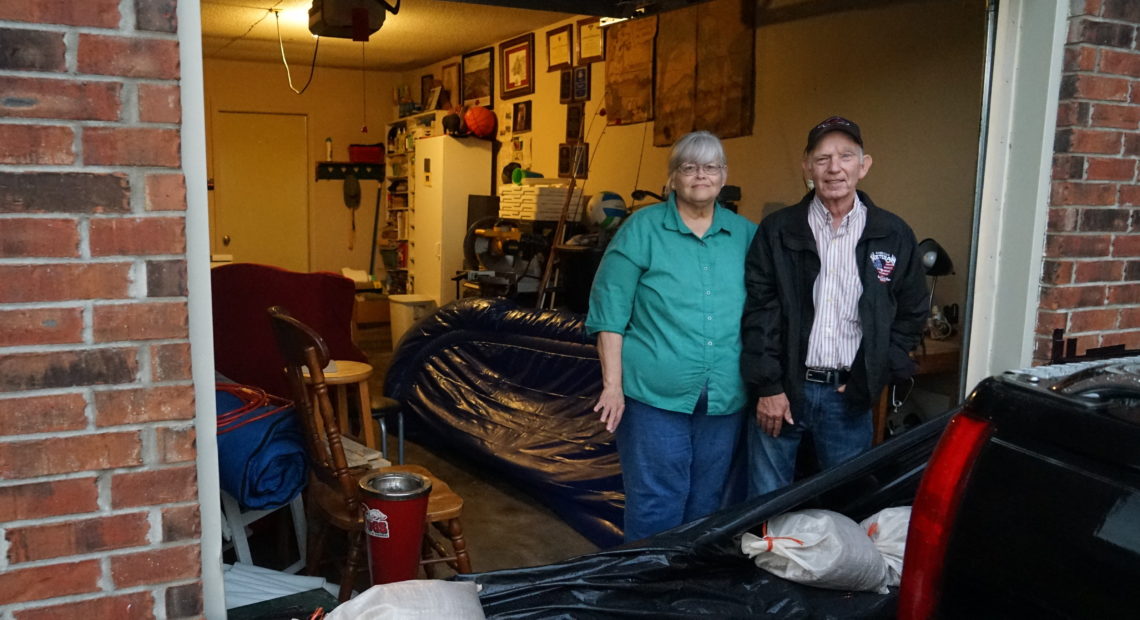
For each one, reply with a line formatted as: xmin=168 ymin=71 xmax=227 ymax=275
xmin=267 ymin=306 xmax=470 ymax=600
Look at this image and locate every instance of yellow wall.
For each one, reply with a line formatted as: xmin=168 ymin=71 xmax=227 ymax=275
xmin=204 ymin=59 xmax=398 ymax=273
xmin=206 ymin=0 xmax=984 ymax=307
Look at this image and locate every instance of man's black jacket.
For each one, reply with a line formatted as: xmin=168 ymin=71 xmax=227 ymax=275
xmin=741 ymin=190 xmax=928 ymax=409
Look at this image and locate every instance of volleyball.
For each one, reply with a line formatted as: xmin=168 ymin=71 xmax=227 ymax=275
xmin=588 ymin=191 xmax=628 ymax=231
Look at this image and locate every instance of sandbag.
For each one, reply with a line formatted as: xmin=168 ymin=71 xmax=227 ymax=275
xmin=860 ymin=505 xmax=912 ymax=586
xmin=326 ymin=580 xmax=485 ymax=619
xmin=741 ymin=508 xmax=891 ymax=594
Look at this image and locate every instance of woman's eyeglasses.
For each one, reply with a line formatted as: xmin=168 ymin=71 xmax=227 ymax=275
xmin=677 ymin=163 xmax=726 ymax=176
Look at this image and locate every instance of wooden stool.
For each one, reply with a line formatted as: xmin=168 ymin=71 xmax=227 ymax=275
xmin=384 ymin=463 xmax=471 ymax=576
xmin=304 ymin=360 xmax=379 ymax=449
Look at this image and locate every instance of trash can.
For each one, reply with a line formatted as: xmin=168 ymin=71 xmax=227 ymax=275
xmin=388 ymin=294 xmax=437 ymax=351
xmin=359 ymin=470 xmax=433 ymax=585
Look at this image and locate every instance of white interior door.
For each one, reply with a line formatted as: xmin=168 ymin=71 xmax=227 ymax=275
xmin=212 ymin=111 xmax=309 ymax=271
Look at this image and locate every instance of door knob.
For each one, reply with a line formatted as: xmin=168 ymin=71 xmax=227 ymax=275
xmin=223 ymin=235 xmax=231 ymax=246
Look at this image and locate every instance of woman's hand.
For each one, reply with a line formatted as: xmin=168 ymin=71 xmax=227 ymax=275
xmin=594 ymin=386 xmax=625 ymax=433
xmin=755 ymin=392 xmax=794 ymax=438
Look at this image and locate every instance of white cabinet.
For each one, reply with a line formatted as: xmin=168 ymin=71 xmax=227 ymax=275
xmin=412 ymin=136 xmax=492 ymax=306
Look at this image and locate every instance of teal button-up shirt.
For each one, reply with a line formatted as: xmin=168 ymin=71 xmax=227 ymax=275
xmin=585 ymin=196 xmax=758 ymax=415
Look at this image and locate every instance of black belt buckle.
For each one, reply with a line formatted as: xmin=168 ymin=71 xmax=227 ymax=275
xmin=805 ymin=367 xmax=842 ymax=384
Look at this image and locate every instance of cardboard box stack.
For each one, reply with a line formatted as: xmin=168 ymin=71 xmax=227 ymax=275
xmin=499 ymin=181 xmax=584 ymax=221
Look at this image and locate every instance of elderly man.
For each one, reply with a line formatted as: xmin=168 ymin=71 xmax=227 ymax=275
xmin=741 ymin=116 xmax=927 ymax=496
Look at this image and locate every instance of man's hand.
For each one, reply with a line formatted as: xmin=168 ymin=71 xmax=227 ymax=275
xmin=594 ymin=385 xmax=625 ymax=433
xmin=755 ymin=393 xmax=794 ymax=438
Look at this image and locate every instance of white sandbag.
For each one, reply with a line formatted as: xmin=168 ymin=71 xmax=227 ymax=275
xmin=326 ymin=579 xmax=485 ymax=619
xmin=859 ymin=505 xmax=912 ymax=586
xmin=741 ymin=508 xmax=891 ymax=594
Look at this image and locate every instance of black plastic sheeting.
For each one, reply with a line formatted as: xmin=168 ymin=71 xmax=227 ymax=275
xmin=462 ymin=410 xmax=952 ymax=619
xmin=383 ymin=297 xmax=624 ymax=547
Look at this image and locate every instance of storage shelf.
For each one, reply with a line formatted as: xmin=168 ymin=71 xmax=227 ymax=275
xmin=315 ymin=162 xmax=384 ymax=181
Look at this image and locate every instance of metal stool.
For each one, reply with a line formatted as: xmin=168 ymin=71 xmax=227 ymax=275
xmin=372 ymin=396 xmax=404 ymax=464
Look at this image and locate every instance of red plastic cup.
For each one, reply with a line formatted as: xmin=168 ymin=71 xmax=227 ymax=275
xmin=358 ymin=470 xmax=432 ymax=584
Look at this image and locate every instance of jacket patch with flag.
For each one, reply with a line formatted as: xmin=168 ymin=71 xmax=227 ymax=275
xmin=870 ymin=251 xmax=896 ymax=283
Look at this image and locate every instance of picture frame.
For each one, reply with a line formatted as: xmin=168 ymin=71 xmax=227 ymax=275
xmin=559 ymin=69 xmax=572 ymax=104
xmin=499 ymin=33 xmax=535 ymax=100
xmin=565 ymin=102 xmax=585 ymax=142
xmin=572 ymin=64 xmax=591 ymax=102
xmin=546 ymin=24 xmax=573 ymax=72
xmin=512 ymin=100 xmax=532 ymax=134
xmin=557 ymin=142 xmax=589 ymax=179
xmin=576 ymin=17 xmax=604 ymax=64
xmin=440 ymin=62 xmax=459 ymax=110
xmin=426 ymin=86 xmax=442 ymax=111
xmin=420 ymin=74 xmax=434 ymax=107
xmin=461 ymin=47 xmax=494 ymax=109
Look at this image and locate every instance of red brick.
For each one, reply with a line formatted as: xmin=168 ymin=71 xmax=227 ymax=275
xmin=1060 ymin=73 xmax=1130 ymax=101
xmin=84 ymin=128 xmax=180 ymax=167
xmin=1079 ymin=207 xmax=1132 ymax=231
xmin=0 ymin=348 xmax=138 ymax=392
xmin=138 ymin=83 xmax=180 ymax=123
xmin=1099 ymin=329 xmax=1140 ymax=349
xmin=0 ymin=124 xmax=74 ymax=165
xmin=1041 ymin=260 xmax=1075 ymax=285
xmin=1113 ymin=234 xmax=1140 ymax=256
xmin=1069 ymin=308 xmax=1119 ymax=332
xmin=1120 ymin=306 xmax=1140 ymax=328
xmin=1044 ymin=233 xmax=1112 ymax=257
xmin=90 ymin=216 xmax=185 ymax=256
xmin=0 ymin=218 xmax=80 ymax=257
xmin=14 ymin=592 xmax=154 ymax=620
xmin=1064 ymin=45 xmax=1098 ymax=72
xmin=147 ymin=259 xmax=187 ymax=297
xmin=151 ymin=342 xmax=192 ymax=381
xmin=1102 ymin=0 xmax=1140 ymax=21
xmin=0 ymin=28 xmax=65 ymax=72
xmin=161 ymin=504 xmax=201 ymax=542
xmin=0 ymin=392 xmax=86 ymax=436
xmin=0 ymin=478 xmax=98 ymax=522
xmin=0 ymin=307 xmax=84 ymax=347
xmin=111 ymin=544 xmax=200 ymax=588
xmin=0 ymin=431 xmax=141 ymax=479
xmin=136 ymin=0 xmax=178 ymax=33
xmin=0 ymin=560 xmax=101 ymax=605
xmin=1107 ymin=282 xmax=1140 ymax=303
xmin=1057 ymin=128 xmax=1122 ymax=154
xmin=1125 ymin=133 xmax=1140 ymax=155
xmin=1032 ymin=335 xmax=1053 ymax=364
xmin=1048 ymin=206 xmax=1080 ymax=231
xmin=6 ymin=512 xmax=150 ymax=563
xmin=1051 ymin=181 xmax=1117 ymax=205
xmin=1071 ymin=0 xmax=1101 ymax=18
xmin=1121 ymin=184 xmax=1140 ymax=206
xmin=1089 ymin=103 xmax=1140 ymax=129
xmin=0 ymin=172 xmax=129 ymax=214
xmin=0 ymin=0 xmax=120 ymax=27
xmin=1056 ymin=101 xmax=1087 ymax=127
xmin=165 ymin=582 xmax=203 ymax=618
xmin=0 ymin=263 xmax=130 ymax=302
xmin=111 ymin=465 xmax=197 ymax=508
xmin=78 ymin=34 xmax=179 ymax=79
xmin=1036 ymin=309 xmax=1068 ymax=335
xmin=93 ymin=301 xmax=188 ymax=342
xmin=94 ymin=385 xmax=195 ymax=426
xmin=1127 ymin=260 xmax=1140 ymax=279
xmin=156 ymin=425 xmax=196 ymax=464
xmin=1085 ymin=156 xmax=1136 ymax=180
xmin=1100 ymin=49 xmax=1140 ymax=77
xmin=1039 ymin=284 xmax=1107 ymax=309
xmin=1068 ymin=18 xmax=1135 ymax=48
xmin=1074 ymin=259 xmax=1125 ymax=282
xmin=1052 ymin=154 xmax=1085 ymax=180
xmin=0 ymin=77 xmax=121 ymax=121
xmin=145 ymin=173 xmax=186 ymax=212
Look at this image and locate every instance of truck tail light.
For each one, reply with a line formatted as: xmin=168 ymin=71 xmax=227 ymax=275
xmin=897 ymin=411 xmax=992 ymax=620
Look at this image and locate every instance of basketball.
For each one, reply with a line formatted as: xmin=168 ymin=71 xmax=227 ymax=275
xmin=588 ymin=191 xmax=628 ymax=231
xmin=464 ymin=106 xmax=496 ymax=138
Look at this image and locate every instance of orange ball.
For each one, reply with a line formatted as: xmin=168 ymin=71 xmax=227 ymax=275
xmin=464 ymin=106 xmax=496 ymax=138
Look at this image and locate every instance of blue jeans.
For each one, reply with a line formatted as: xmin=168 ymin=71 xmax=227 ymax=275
xmin=747 ymin=381 xmax=872 ymax=497
xmin=617 ymin=389 xmax=743 ymax=543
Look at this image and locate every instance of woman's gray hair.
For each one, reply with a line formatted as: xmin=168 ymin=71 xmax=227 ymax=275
xmin=668 ymin=130 xmax=726 ymax=176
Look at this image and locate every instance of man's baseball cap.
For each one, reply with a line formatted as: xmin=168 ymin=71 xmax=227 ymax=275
xmin=805 ymin=116 xmax=863 ymax=152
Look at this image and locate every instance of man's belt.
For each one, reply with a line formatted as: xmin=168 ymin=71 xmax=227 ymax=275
xmin=804 ymin=367 xmax=850 ymax=385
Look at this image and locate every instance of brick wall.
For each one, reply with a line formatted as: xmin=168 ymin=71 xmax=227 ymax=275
xmin=0 ymin=1 xmax=202 ymax=617
xmin=1039 ymin=0 xmax=1140 ymax=361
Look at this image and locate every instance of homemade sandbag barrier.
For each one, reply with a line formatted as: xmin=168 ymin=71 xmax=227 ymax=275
xmin=383 ymin=297 xmax=624 ymax=547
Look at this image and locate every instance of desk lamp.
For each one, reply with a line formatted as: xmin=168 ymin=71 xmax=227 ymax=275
xmin=918 ymin=238 xmax=954 ymax=340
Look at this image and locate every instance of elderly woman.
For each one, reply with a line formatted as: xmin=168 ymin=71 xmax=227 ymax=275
xmin=585 ymin=130 xmax=758 ymax=542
